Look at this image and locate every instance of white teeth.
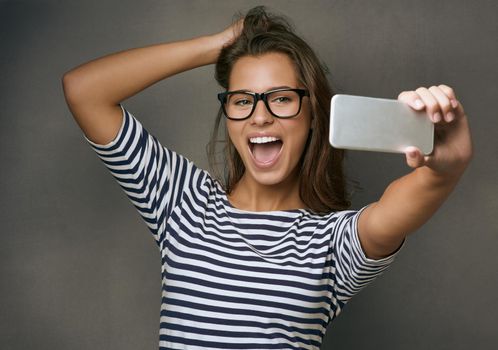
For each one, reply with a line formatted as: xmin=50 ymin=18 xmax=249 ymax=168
xmin=249 ymin=136 xmax=280 ymax=144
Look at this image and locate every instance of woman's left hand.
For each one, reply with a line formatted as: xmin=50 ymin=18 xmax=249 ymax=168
xmin=398 ymin=84 xmax=473 ymax=179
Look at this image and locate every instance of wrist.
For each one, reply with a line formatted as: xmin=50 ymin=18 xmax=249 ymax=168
xmin=416 ymin=165 xmax=464 ymax=187
xmin=200 ymin=34 xmax=225 ymax=65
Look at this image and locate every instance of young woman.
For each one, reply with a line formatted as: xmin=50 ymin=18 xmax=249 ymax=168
xmin=62 ymin=6 xmax=472 ymax=350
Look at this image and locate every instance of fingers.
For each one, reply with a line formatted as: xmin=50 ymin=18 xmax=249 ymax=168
xmin=398 ymin=84 xmax=462 ymax=125
xmin=232 ymin=18 xmax=244 ymax=38
xmin=416 ymin=87 xmax=446 ymax=123
xmin=439 ymin=84 xmax=465 ymax=115
xmin=398 ymin=90 xmax=425 ymax=111
xmin=400 ymin=84 xmax=467 ymax=171
xmin=437 ymin=84 xmax=457 ymax=100
xmin=429 ymin=86 xmax=455 ymax=122
xmin=405 ymin=146 xmax=426 ymax=169
xmin=219 ymin=18 xmax=245 ymax=48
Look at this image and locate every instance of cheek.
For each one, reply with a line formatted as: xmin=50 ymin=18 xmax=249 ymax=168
xmin=295 ymin=123 xmax=313 ymax=157
xmin=296 ymin=129 xmax=311 ymax=152
xmin=226 ymin=123 xmax=245 ymax=151
xmin=226 ymin=122 xmax=236 ymax=141
xmin=283 ymin=125 xmax=311 ymax=161
xmin=288 ymin=116 xmax=312 ymax=146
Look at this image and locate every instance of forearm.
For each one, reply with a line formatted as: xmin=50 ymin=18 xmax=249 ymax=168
xmin=378 ymin=167 xmax=461 ymax=231
xmin=372 ymin=166 xmax=464 ymax=243
xmin=63 ymin=35 xmax=223 ymax=105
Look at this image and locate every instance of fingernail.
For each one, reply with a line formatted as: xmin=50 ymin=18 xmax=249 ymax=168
xmin=446 ymin=111 xmax=455 ymax=122
xmin=414 ymin=99 xmax=424 ymax=109
xmin=451 ymin=99 xmax=458 ymax=108
xmin=433 ymin=112 xmax=442 ymax=122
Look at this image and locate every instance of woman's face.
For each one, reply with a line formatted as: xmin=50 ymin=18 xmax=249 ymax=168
xmin=226 ymin=52 xmax=312 ymax=187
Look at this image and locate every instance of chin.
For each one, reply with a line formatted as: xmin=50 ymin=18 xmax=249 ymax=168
xmin=245 ymin=160 xmax=297 ymax=187
xmin=249 ymin=172 xmax=286 ymax=186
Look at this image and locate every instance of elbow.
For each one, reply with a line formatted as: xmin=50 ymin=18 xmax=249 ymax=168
xmin=62 ymin=71 xmax=84 ymax=106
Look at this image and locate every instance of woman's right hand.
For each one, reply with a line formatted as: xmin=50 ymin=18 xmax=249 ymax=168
xmin=212 ymin=18 xmax=244 ymax=52
xmin=63 ymin=17 xmax=245 ymax=145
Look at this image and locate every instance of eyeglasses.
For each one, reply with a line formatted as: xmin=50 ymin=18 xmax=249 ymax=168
xmin=217 ymin=88 xmax=310 ymax=120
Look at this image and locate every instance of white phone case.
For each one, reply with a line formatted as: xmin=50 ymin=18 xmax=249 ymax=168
xmin=329 ymin=94 xmax=434 ymax=155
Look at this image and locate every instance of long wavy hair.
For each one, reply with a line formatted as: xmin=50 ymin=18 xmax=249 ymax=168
xmin=207 ymin=6 xmax=353 ymax=214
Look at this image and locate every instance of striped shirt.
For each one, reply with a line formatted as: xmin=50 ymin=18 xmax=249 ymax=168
xmin=84 ymin=104 xmax=403 ymax=350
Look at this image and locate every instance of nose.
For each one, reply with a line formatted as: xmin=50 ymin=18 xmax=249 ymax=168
xmin=250 ymin=99 xmax=273 ymax=125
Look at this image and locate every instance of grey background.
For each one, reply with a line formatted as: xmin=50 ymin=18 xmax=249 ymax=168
xmin=1 ymin=0 xmax=497 ymax=349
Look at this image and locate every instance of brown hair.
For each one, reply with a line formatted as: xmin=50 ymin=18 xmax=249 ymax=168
xmin=207 ymin=6 xmax=352 ymax=214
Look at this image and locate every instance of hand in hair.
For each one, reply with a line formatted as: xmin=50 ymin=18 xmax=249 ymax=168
xmin=214 ymin=18 xmax=244 ymax=50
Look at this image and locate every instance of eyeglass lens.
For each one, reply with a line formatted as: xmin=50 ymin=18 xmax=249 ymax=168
xmin=225 ymin=90 xmax=302 ymax=119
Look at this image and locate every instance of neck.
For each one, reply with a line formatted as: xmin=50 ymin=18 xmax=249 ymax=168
xmin=228 ymin=169 xmax=306 ymax=212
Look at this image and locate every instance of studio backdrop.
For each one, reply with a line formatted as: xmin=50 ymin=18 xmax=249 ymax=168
xmin=1 ymin=1 xmax=497 ymax=349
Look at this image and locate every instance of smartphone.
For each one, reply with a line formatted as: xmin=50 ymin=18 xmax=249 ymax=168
xmin=329 ymin=94 xmax=434 ymax=155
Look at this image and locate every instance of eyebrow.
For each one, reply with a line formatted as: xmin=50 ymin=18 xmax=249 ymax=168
xmin=235 ymin=85 xmax=294 ymax=93
xmin=266 ymin=85 xmax=293 ymax=91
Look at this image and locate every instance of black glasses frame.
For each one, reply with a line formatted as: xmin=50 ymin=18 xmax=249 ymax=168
xmin=217 ymin=88 xmax=310 ymax=121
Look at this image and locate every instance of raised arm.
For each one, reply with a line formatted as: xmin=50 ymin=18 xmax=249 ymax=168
xmin=357 ymin=84 xmax=473 ymax=260
xmin=61 ymin=19 xmax=242 ymax=145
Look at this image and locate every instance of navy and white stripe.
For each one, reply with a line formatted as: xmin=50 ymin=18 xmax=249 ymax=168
xmin=84 ymin=104 xmax=403 ymax=350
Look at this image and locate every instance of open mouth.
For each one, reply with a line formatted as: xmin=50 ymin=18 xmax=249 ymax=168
xmin=248 ymin=137 xmax=284 ymax=165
